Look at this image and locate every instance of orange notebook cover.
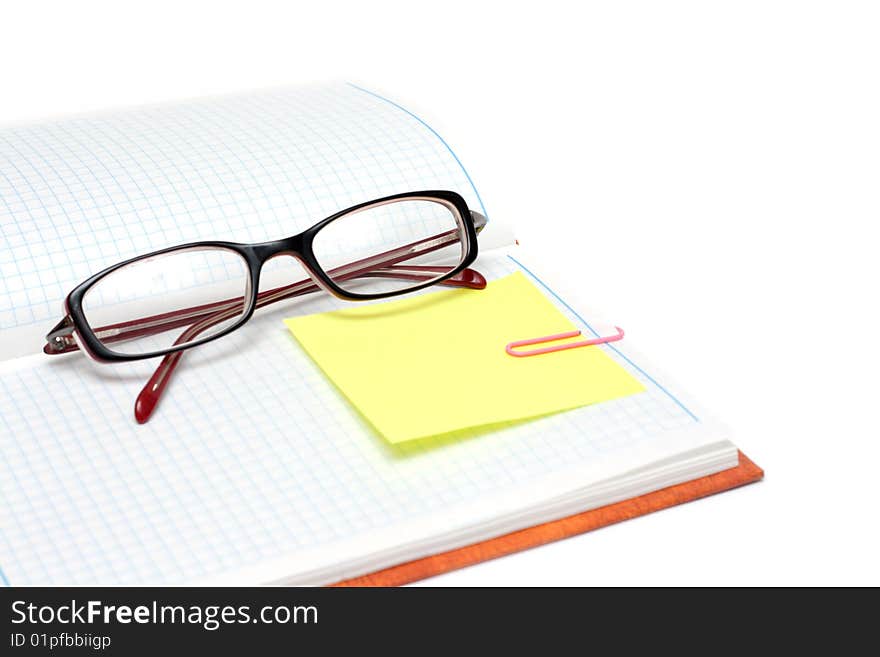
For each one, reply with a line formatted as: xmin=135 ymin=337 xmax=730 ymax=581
xmin=334 ymin=451 xmax=762 ymax=586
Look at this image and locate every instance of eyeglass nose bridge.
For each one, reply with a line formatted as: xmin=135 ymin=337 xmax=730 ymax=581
xmin=250 ymin=234 xmax=346 ymax=301
xmin=251 ymin=232 xmax=309 ymax=262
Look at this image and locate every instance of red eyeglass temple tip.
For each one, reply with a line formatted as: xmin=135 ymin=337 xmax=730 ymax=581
xmin=134 ymin=386 xmax=160 ymax=424
xmin=457 ymin=268 xmax=486 ymax=289
xmin=134 ymin=356 xmax=179 ymax=423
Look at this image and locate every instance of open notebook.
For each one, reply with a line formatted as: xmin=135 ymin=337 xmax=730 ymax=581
xmin=0 ymin=83 xmax=750 ymax=586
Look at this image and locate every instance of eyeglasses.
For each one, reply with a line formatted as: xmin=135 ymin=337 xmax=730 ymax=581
xmin=45 ymin=190 xmax=487 ymax=423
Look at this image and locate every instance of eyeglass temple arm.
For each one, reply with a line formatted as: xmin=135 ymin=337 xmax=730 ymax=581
xmin=44 ymin=211 xmax=488 ymax=356
xmin=44 ymin=265 xmax=484 ymax=355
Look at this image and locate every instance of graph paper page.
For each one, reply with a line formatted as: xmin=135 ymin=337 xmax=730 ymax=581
xmin=0 ymin=84 xmax=733 ymax=585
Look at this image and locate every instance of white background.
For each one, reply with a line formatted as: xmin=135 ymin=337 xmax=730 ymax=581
xmin=2 ymin=1 xmax=877 ymax=585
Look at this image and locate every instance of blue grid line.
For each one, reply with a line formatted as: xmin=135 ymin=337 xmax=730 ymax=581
xmin=76 ymin=122 xmax=175 ymax=251
xmin=0 ymin=375 xmax=76 ymax=583
xmin=507 ymin=254 xmax=700 ymax=423
xmin=349 ymin=84 xmax=490 ymax=220
xmin=177 ymin=102 xmax=293 ymax=232
xmin=0 ymin=133 xmax=78 ymax=283
xmin=146 ymin=370 xmax=254 ymax=571
xmin=0 ymin=142 xmax=57 ymax=322
xmin=70 ymin=364 xmax=204 ymax=582
xmin=87 ymin=364 xmax=221 ymax=580
xmin=173 ymin=348 xmax=295 ymax=555
xmin=16 ymin=366 xmax=133 ymax=582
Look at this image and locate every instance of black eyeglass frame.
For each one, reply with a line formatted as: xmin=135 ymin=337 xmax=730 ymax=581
xmin=49 ymin=190 xmax=481 ymax=363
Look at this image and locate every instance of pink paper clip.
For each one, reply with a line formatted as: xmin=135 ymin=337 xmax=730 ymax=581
xmin=505 ymin=327 xmax=625 ymax=358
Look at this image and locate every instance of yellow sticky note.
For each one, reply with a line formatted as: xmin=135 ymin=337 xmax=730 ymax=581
xmin=284 ymin=271 xmax=644 ymax=443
